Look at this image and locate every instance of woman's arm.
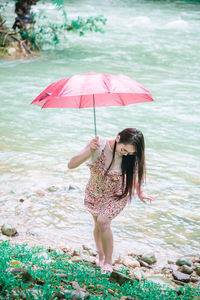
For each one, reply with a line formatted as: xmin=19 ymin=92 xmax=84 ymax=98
xmin=68 ymin=136 xmax=100 ymax=169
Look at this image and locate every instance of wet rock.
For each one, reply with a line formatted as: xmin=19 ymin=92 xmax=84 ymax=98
xmin=168 ymin=260 xmax=174 ymax=264
xmin=5 ymin=267 xmax=34 ymax=282
xmin=172 ymin=270 xmax=190 ymax=283
xmin=179 ymin=265 xmax=193 ymax=275
xmin=147 ymin=275 xmax=178 ymax=289
xmin=141 ymin=253 xmax=157 ymax=265
xmin=109 ymin=270 xmax=133 ymax=286
xmin=1 ymin=224 xmax=17 ymax=237
xmin=88 ymin=249 xmax=97 ymax=256
xmin=122 ymin=256 xmax=140 ymax=268
xmin=195 ymin=265 xmax=200 ymax=276
xmin=47 ymin=186 xmax=58 ymax=192
xmin=19 ymin=198 xmax=25 ymax=202
xmin=176 ymin=258 xmax=192 ymax=267
xmin=68 ymin=184 xmax=78 ymax=191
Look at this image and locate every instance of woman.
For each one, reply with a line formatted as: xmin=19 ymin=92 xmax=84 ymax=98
xmin=68 ymin=128 xmax=154 ymax=274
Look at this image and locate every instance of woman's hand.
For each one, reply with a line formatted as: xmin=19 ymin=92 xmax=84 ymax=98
xmin=138 ymin=191 xmax=155 ymax=204
xmin=89 ymin=136 xmax=100 ymax=152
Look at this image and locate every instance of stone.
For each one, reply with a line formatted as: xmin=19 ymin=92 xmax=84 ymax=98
xmin=114 ymin=255 xmax=123 ymax=265
xmin=147 ymin=275 xmax=178 ymax=289
xmin=141 ymin=253 xmax=157 ymax=265
xmin=139 ymin=260 xmax=152 ymax=268
xmin=122 ymin=256 xmax=140 ymax=268
xmin=168 ymin=260 xmax=174 ymax=264
xmin=5 ymin=267 xmax=34 ymax=282
xmin=47 ymin=186 xmax=58 ymax=192
xmin=19 ymin=198 xmax=25 ymax=202
xmin=190 ymin=276 xmax=199 ymax=283
xmin=176 ymin=258 xmax=192 ymax=267
xmin=195 ymin=265 xmax=200 ymax=276
xmin=162 ymin=267 xmax=173 ymax=275
xmin=72 ymin=248 xmax=82 ymax=256
xmin=1 ymin=224 xmax=17 ymax=237
xmin=7 ymin=47 xmax=16 ymax=55
xmin=109 ymin=270 xmax=134 ymax=286
xmin=172 ymin=270 xmax=190 ymax=283
xmin=179 ymin=265 xmax=193 ymax=275
xmin=131 ymin=268 xmax=143 ymax=281
xmin=82 ymin=244 xmax=90 ymax=251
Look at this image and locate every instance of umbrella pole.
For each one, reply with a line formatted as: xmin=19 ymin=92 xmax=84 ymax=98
xmin=93 ymin=94 xmax=97 ymax=137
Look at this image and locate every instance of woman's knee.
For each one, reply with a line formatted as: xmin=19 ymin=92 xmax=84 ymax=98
xmin=97 ymin=214 xmax=111 ymax=231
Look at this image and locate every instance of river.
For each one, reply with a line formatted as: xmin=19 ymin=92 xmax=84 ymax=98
xmin=0 ymin=0 xmax=199 ymax=262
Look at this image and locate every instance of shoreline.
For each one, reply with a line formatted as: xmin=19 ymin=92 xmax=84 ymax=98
xmin=1 ymin=225 xmax=200 ymax=290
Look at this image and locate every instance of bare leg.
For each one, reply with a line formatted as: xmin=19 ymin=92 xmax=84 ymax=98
xmin=92 ymin=216 xmax=104 ymax=260
xmin=97 ymin=214 xmax=113 ymax=265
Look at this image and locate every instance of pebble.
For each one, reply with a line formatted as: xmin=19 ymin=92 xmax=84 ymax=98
xmin=1 ymin=224 xmax=17 ymax=237
xmin=176 ymin=258 xmax=192 ymax=267
xmin=122 ymin=256 xmax=140 ymax=268
xmin=141 ymin=253 xmax=157 ymax=265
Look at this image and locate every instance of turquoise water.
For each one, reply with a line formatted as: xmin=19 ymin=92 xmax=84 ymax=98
xmin=0 ymin=0 xmax=199 ymax=258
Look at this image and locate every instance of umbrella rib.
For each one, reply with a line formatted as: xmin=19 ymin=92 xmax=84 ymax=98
xmin=118 ymin=93 xmax=125 ymax=106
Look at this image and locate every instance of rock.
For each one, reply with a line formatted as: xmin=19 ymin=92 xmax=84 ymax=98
xmin=82 ymin=244 xmax=90 ymax=251
xmin=179 ymin=265 xmax=193 ymax=275
xmin=109 ymin=270 xmax=133 ymax=286
xmin=190 ymin=276 xmax=199 ymax=283
xmin=71 ymin=256 xmax=83 ymax=263
xmin=72 ymin=248 xmax=82 ymax=256
xmin=68 ymin=184 xmax=78 ymax=191
xmin=54 ymin=289 xmax=90 ymax=299
xmin=1 ymin=224 xmax=17 ymax=237
xmin=172 ymin=279 xmax=185 ymax=286
xmin=141 ymin=253 xmax=157 ymax=265
xmin=122 ymin=256 xmax=140 ymax=268
xmin=139 ymin=260 xmax=152 ymax=268
xmin=36 ymin=251 xmax=49 ymax=260
xmin=176 ymin=258 xmax=192 ymax=267
xmin=195 ymin=265 xmax=200 ymax=276
xmin=114 ymin=255 xmax=123 ymax=265
xmin=5 ymin=267 xmax=34 ymax=282
xmin=88 ymin=249 xmax=97 ymax=257
xmin=19 ymin=198 xmax=25 ymax=202
xmin=162 ymin=267 xmax=173 ymax=275
xmin=131 ymin=267 xmax=143 ymax=281
xmin=172 ymin=270 xmax=190 ymax=283
xmin=47 ymin=186 xmax=58 ymax=192
xmin=168 ymin=260 xmax=174 ymax=264
xmin=147 ymin=275 xmax=178 ymax=289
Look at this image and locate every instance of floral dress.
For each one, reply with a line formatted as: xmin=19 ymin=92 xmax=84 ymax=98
xmin=84 ymin=141 xmax=128 ymax=220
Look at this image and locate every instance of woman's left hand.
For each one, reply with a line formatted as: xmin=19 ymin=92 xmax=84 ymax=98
xmin=138 ymin=191 xmax=155 ymax=204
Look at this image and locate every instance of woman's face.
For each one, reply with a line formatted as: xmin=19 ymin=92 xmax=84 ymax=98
xmin=115 ymin=136 xmax=136 ymax=156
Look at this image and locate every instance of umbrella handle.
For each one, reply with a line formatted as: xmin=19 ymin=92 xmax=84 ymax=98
xmin=93 ymin=95 xmax=97 ymax=137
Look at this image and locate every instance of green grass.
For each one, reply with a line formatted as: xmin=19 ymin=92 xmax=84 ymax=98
xmin=0 ymin=241 xmax=199 ymax=299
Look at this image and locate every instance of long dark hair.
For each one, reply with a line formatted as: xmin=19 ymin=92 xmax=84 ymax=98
xmin=106 ymin=128 xmax=146 ymax=202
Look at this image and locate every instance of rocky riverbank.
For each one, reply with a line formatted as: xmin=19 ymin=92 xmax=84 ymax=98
xmin=1 ymin=223 xmax=200 ymax=298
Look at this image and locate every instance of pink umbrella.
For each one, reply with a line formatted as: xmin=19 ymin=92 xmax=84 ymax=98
xmin=31 ymin=72 xmax=154 ymax=136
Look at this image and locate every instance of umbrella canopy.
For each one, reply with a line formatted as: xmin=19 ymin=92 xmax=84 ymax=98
xmin=31 ymin=72 xmax=154 ymax=135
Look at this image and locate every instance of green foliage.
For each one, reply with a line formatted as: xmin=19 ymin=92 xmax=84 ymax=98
xmin=0 ymin=241 xmax=200 ymax=299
